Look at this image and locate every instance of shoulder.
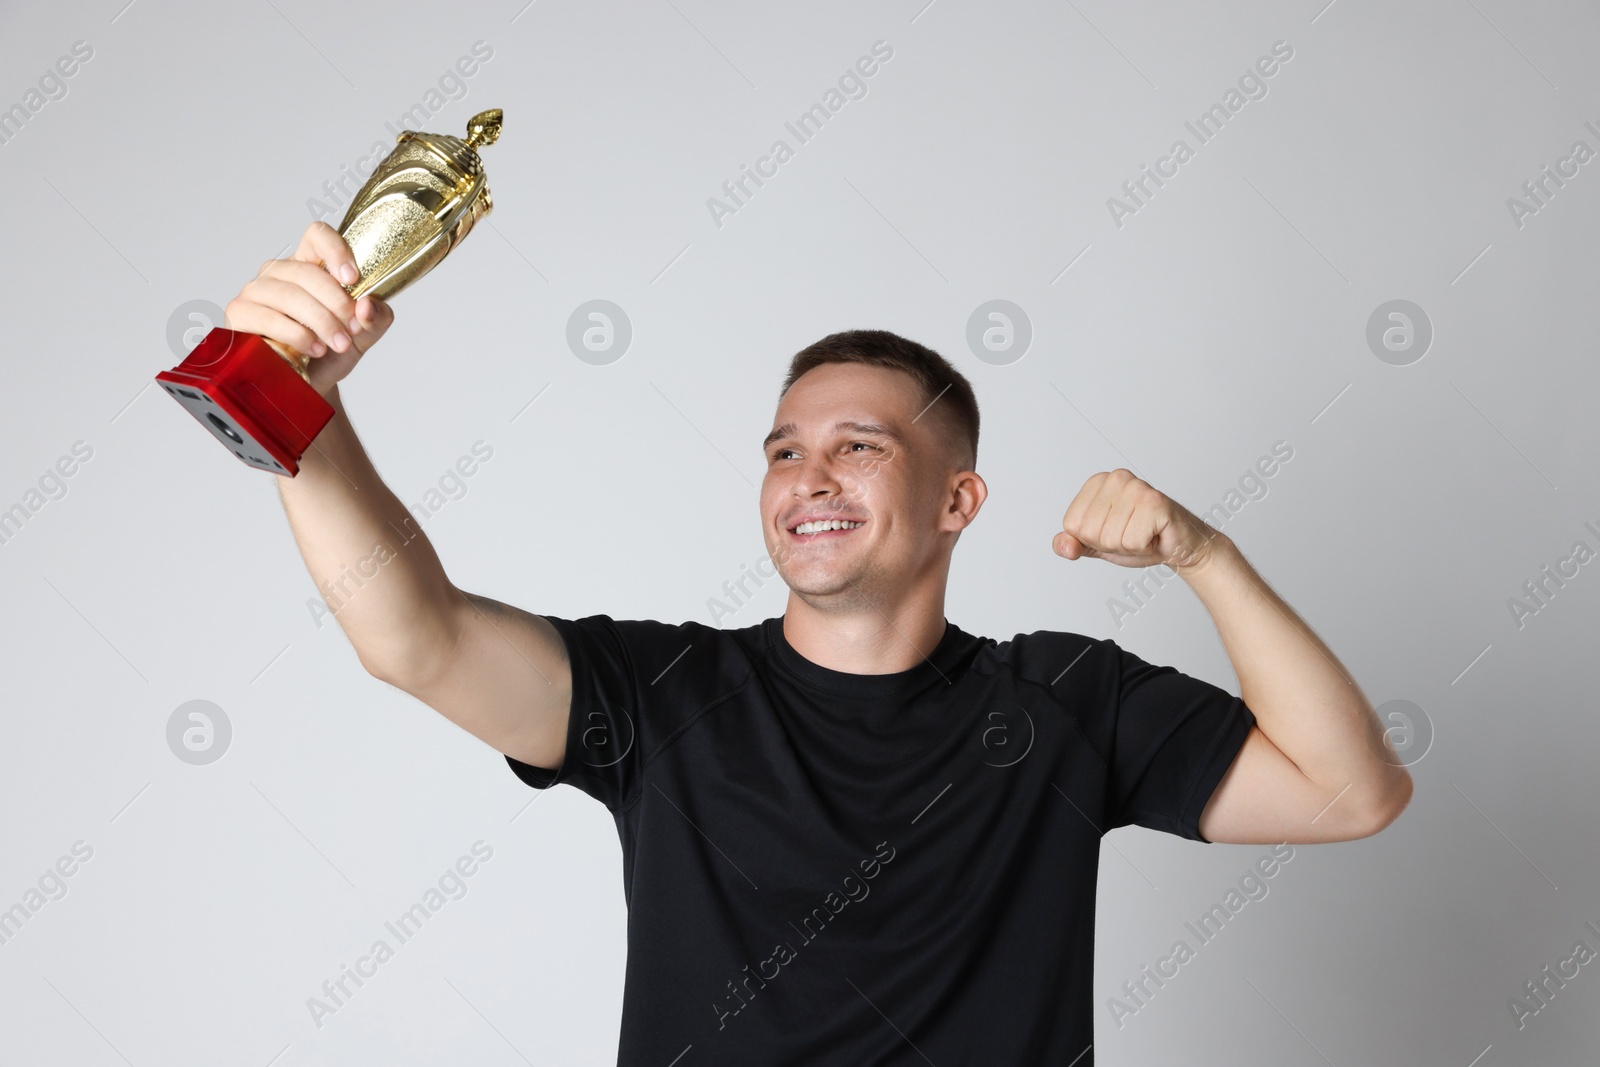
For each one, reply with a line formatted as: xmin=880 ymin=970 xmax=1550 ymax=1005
xmin=545 ymin=613 xmax=762 ymax=702
xmin=976 ymin=626 xmax=1114 ymax=693
xmin=965 ymin=627 xmax=1127 ymax=752
xmin=566 ymin=614 xmax=717 ymax=646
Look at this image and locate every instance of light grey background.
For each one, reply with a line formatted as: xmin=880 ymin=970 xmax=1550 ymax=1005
xmin=2 ymin=0 xmax=1596 ymax=1063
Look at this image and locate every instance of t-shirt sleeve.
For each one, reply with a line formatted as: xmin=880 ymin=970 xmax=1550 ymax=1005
xmin=503 ymin=614 xmax=669 ymax=813
xmin=1101 ymin=638 xmax=1255 ymax=842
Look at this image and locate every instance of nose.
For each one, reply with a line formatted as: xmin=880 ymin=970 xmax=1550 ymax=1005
xmin=790 ymin=450 xmax=851 ymax=502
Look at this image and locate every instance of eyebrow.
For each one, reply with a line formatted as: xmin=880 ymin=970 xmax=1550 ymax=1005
xmin=762 ymin=420 xmax=904 ymax=452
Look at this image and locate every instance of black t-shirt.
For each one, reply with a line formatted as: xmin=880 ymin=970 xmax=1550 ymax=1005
xmin=506 ymin=613 xmax=1254 ymax=1066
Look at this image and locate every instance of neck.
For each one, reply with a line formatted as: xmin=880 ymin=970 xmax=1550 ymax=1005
xmin=780 ymin=587 xmax=949 ymax=676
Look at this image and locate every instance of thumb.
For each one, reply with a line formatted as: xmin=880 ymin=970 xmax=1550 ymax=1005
xmin=352 ymin=295 xmax=393 ymax=352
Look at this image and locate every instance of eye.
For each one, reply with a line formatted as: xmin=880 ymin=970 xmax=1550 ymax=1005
xmin=769 ymin=442 xmax=882 ymax=462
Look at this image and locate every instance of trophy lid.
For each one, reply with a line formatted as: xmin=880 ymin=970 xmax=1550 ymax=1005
xmin=398 ymin=108 xmax=503 ymax=177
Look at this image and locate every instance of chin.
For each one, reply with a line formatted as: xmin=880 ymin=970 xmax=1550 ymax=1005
xmin=789 ymin=563 xmax=882 ymax=600
xmin=774 ymin=566 xmax=842 ymax=596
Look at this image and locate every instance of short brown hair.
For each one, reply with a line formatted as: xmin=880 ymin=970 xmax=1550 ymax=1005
xmin=779 ymin=329 xmax=980 ymax=471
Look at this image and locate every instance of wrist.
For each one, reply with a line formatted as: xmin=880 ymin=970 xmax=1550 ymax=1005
xmin=1174 ymin=529 xmax=1238 ymax=582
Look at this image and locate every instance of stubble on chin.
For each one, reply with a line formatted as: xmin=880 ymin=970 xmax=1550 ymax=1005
xmin=781 ymin=557 xmax=886 ymax=612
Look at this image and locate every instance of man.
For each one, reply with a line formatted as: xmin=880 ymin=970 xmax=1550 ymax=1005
xmin=235 ymin=221 xmax=1413 ymax=1065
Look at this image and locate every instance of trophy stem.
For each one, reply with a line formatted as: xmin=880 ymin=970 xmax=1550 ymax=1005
xmin=261 ymin=337 xmax=313 ymax=383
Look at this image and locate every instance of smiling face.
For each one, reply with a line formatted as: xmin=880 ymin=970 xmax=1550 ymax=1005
xmin=760 ymin=362 xmax=985 ymax=613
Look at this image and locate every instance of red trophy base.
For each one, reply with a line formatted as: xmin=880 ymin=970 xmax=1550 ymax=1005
xmin=155 ymin=328 xmax=334 ymax=476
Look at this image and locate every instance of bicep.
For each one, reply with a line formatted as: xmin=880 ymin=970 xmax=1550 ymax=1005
xmin=391 ymin=591 xmax=572 ymax=769
xmin=1198 ymin=725 xmax=1379 ymax=844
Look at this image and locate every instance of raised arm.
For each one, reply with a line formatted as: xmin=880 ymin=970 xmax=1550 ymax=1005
xmin=1054 ymin=468 xmax=1413 ymax=844
xmin=228 ymin=222 xmax=571 ymax=770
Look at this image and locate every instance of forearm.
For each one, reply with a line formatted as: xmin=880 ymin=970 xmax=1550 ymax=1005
xmin=276 ymin=385 xmax=461 ymax=682
xmin=1179 ymin=535 xmax=1411 ymax=818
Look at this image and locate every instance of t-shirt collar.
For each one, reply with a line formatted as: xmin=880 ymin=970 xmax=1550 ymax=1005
xmin=763 ymin=614 xmax=965 ymax=697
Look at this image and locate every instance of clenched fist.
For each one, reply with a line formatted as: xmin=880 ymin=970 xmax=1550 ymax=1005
xmin=223 ymin=221 xmax=395 ymax=398
xmin=1052 ymin=468 xmax=1222 ymax=572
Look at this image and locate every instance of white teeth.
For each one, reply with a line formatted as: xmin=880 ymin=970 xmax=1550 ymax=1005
xmin=793 ymin=519 xmax=864 ymax=535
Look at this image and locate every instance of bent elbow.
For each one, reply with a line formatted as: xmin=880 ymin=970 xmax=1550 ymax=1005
xmin=1357 ymin=771 xmax=1414 ymax=838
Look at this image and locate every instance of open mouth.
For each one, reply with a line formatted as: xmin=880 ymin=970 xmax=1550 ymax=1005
xmin=787 ymin=519 xmax=867 ymax=540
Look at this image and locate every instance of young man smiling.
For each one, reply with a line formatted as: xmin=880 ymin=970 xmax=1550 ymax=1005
xmin=242 ymin=222 xmax=1413 ymax=1065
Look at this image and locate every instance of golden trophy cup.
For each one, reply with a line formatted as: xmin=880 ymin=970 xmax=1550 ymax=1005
xmin=155 ymin=107 xmax=504 ymax=475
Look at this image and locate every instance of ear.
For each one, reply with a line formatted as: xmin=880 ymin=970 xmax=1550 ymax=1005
xmin=946 ymin=470 xmax=987 ymax=530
